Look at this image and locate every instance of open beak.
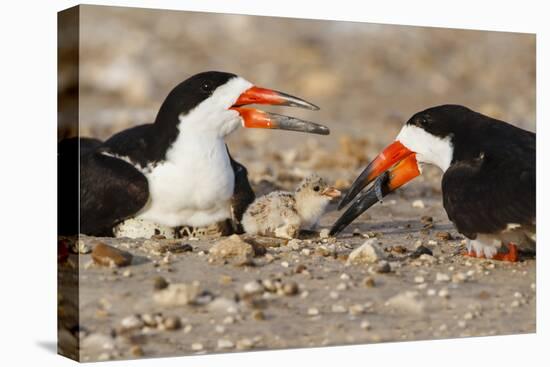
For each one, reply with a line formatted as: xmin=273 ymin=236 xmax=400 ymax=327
xmin=231 ymin=86 xmax=330 ymax=135
xmin=330 ymin=141 xmax=420 ymax=235
xmin=322 ymin=187 xmax=342 ymax=199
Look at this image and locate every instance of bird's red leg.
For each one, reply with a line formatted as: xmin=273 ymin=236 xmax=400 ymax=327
xmin=462 ymin=245 xmax=485 ymax=258
xmin=492 ymin=243 xmax=519 ymax=262
xmin=463 ymin=249 xmax=477 ymax=257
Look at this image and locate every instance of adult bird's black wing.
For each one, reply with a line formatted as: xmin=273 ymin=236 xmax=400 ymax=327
xmin=79 ymin=149 xmax=150 ymax=236
xmin=58 ymin=137 xmax=103 ymax=235
xmin=442 ymin=127 xmax=535 ymax=239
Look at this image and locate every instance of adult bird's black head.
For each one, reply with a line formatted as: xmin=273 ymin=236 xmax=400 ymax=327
xmin=330 ymin=104 xmax=530 ymax=235
xmin=153 ymin=71 xmax=329 ymax=136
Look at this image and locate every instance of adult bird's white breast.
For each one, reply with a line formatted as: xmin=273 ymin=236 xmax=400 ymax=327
xmin=135 ymin=77 xmax=254 ymax=227
xmin=137 ymin=135 xmax=236 ymax=227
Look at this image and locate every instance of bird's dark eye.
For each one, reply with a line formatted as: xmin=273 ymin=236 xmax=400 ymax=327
xmin=200 ymin=81 xmax=213 ymax=93
xmin=414 ymin=115 xmax=430 ymax=127
xmin=313 ymin=186 xmax=320 ymax=192
xmin=421 ymin=115 xmax=432 ymax=126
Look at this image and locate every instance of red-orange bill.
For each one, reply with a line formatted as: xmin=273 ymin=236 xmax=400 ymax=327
xmin=232 ymin=107 xmax=330 ymax=135
xmin=230 ymin=86 xmax=328 ymax=135
xmin=233 ymin=86 xmax=320 ymax=110
xmin=330 ymin=143 xmax=420 ymax=235
xmin=337 ymin=141 xmax=414 ymax=210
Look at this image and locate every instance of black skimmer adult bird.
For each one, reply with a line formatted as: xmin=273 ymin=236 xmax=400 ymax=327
xmin=61 ymin=71 xmax=329 ymax=237
xmin=330 ymin=105 xmax=535 ymax=262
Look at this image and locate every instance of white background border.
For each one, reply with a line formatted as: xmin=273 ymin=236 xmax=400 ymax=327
xmin=0 ymin=0 xmax=546 ymax=366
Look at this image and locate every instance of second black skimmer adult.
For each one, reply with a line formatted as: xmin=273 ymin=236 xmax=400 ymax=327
xmin=331 ymin=105 xmax=535 ymax=261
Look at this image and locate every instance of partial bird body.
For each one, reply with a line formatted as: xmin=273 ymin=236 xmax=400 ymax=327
xmin=243 ymin=174 xmax=341 ymax=239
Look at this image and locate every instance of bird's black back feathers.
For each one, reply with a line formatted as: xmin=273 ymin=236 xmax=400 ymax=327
xmin=414 ymin=105 xmax=537 ymax=238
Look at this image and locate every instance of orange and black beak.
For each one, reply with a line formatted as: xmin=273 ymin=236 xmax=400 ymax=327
xmin=231 ymin=86 xmax=329 ymax=135
xmin=330 ymin=141 xmax=420 ymax=235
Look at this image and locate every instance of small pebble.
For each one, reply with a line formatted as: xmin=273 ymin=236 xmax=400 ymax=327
xmin=386 ymin=291 xmax=425 ymax=315
xmin=219 ymin=275 xmax=233 ymax=285
xmin=141 ymin=313 xmax=157 ymax=327
xmin=281 ymin=261 xmax=290 ymax=268
xmin=363 ymin=276 xmax=376 ymax=288
xmin=163 ymin=316 xmax=181 ymax=330
xmin=414 ymin=276 xmax=425 ymax=283
xmin=319 ymin=228 xmax=330 ymax=239
xmin=329 ymin=291 xmax=340 ymax=300
xmin=153 ymin=276 xmax=169 ymax=290
xmin=74 ymin=239 xmax=92 ymax=254
xmin=412 ymin=199 xmax=425 ymax=208
xmin=282 ymin=281 xmax=299 ymax=296
xmin=410 ymin=245 xmax=433 ymax=259
xmin=153 ymin=282 xmax=200 ymax=306
xmin=92 ymin=243 xmax=133 ymax=267
xmin=478 ymin=290 xmax=490 ymax=300
xmin=191 ymin=343 xmax=204 ymax=351
xmin=436 ymin=232 xmax=452 ymax=241
xmin=452 ymin=272 xmax=467 ymax=283
xmin=120 ymin=315 xmax=144 ymax=330
xmin=130 ymin=345 xmax=144 ymax=357
xmin=252 ymin=310 xmax=265 ymax=321
xmin=438 ymin=288 xmax=450 ymax=298
xmin=349 ymin=304 xmax=365 ymax=315
xmin=243 ymin=280 xmax=264 ymax=296
xmin=217 ymin=339 xmax=235 ymax=349
xmin=307 ymin=307 xmax=320 ymax=316
xmin=347 ymin=239 xmax=385 ymax=265
xmin=436 ymin=273 xmax=450 ymax=282
xmin=209 ymin=235 xmax=254 ymax=265
xmin=336 ymin=282 xmax=348 ymax=291
xmin=360 ymin=320 xmax=371 ymax=330
xmin=223 ymin=316 xmax=235 ymax=324
xmin=376 ymin=260 xmax=391 ymax=273
xmin=236 ymin=338 xmax=254 ymax=350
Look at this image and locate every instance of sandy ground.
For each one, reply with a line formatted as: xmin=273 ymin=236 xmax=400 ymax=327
xmin=58 ymin=174 xmax=536 ymax=361
xmin=58 ymin=5 xmax=536 ymax=362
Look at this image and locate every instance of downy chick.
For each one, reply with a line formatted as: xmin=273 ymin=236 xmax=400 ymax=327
xmin=242 ymin=174 xmax=341 ymax=239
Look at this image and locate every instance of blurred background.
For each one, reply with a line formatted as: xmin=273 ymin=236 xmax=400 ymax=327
xmin=60 ymin=4 xmax=535 ymax=190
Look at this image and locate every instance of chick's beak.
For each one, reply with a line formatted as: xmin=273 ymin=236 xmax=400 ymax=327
xmin=230 ymin=86 xmax=329 ymax=135
xmin=330 ymin=141 xmax=421 ymax=235
xmin=322 ymin=187 xmax=342 ymax=199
